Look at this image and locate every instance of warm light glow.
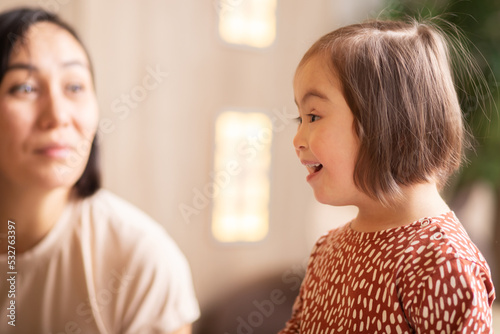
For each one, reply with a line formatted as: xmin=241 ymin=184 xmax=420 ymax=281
xmin=212 ymin=111 xmax=272 ymax=242
xmin=218 ymin=0 xmax=277 ymax=48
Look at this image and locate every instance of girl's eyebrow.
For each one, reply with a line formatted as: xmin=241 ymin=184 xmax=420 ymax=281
xmin=294 ymin=89 xmax=330 ymax=106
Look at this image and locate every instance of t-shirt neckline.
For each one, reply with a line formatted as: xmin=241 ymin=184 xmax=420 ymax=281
xmin=0 ymin=198 xmax=78 ymax=264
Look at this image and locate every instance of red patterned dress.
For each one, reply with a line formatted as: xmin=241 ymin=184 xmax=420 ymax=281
xmin=280 ymin=212 xmax=495 ymax=333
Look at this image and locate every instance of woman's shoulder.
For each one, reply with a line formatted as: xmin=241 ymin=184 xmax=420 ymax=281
xmin=69 ymin=191 xmax=198 ymax=332
xmin=86 ymin=189 xmax=156 ymax=220
xmin=76 ymin=189 xmax=184 ymax=262
xmin=83 ymin=189 xmax=166 ymax=233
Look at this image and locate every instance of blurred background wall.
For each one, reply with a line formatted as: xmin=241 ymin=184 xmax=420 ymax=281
xmin=1 ymin=0 xmax=498 ymax=332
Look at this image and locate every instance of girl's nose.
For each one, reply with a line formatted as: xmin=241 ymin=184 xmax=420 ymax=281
xmin=38 ymin=88 xmax=71 ymax=130
xmin=293 ymin=125 xmax=308 ymax=151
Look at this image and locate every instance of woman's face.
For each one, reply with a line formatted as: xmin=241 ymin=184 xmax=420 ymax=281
xmin=0 ymin=22 xmax=98 ymax=191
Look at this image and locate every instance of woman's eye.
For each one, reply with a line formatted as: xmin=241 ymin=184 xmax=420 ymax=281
xmin=66 ymin=83 xmax=84 ymax=93
xmin=9 ymin=83 xmax=36 ymax=95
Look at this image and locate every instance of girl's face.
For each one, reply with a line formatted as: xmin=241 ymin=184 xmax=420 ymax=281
xmin=0 ymin=22 xmax=98 ymax=191
xmin=293 ymin=55 xmax=362 ymax=206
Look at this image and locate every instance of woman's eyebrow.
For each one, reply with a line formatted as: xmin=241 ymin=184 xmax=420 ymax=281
xmin=5 ymin=60 xmax=89 ymax=73
xmin=62 ymin=60 xmax=89 ymax=69
xmin=5 ymin=63 xmax=37 ymax=73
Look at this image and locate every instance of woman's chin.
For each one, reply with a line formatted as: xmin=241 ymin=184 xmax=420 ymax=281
xmin=20 ymin=164 xmax=84 ymax=191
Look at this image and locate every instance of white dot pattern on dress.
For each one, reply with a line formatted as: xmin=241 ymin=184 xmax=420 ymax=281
xmin=279 ymin=212 xmax=495 ymax=334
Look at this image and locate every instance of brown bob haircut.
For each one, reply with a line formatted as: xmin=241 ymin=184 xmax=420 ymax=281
xmin=298 ymin=19 xmax=466 ymax=205
xmin=0 ymin=7 xmax=100 ymax=198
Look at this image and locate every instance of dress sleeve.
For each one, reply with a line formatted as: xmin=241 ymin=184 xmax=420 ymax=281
xmin=407 ymin=257 xmax=495 ymax=333
xmin=278 ymin=233 xmax=329 ymax=334
xmin=278 ymin=282 xmax=304 ymax=333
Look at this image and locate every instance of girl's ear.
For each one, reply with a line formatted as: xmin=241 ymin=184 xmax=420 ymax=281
xmin=352 ymin=118 xmax=364 ymax=141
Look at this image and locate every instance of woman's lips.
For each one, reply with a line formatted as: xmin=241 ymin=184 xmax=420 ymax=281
xmin=34 ymin=145 xmax=72 ymax=159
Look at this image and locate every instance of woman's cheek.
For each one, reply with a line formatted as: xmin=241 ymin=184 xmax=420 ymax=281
xmin=76 ymin=100 xmax=99 ymax=140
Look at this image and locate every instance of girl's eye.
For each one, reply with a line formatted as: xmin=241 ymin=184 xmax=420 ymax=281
xmin=9 ymin=83 xmax=37 ymax=95
xmin=309 ymin=114 xmax=320 ymax=122
xmin=295 ymin=116 xmax=302 ymax=124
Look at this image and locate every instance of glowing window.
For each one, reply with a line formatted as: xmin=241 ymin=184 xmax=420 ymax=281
xmin=212 ymin=111 xmax=272 ymax=242
xmin=217 ymin=0 xmax=277 ymax=48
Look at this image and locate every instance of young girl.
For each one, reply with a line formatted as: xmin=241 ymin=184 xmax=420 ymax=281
xmin=281 ymin=19 xmax=495 ymax=333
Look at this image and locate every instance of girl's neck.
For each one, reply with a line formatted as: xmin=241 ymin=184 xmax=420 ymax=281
xmin=351 ymin=182 xmax=450 ymax=233
xmin=0 ymin=181 xmax=72 ymax=254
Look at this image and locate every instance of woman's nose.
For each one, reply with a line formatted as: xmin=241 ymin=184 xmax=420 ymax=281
xmin=38 ymin=88 xmax=71 ymax=130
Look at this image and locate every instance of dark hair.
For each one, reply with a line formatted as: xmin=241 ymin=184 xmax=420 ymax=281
xmin=0 ymin=7 xmax=100 ymax=198
xmin=298 ymin=18 xmax=470 ymax=205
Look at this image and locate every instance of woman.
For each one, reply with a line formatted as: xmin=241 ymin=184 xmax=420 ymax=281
xmin=0 ymin=7 xmax=199 ymax=333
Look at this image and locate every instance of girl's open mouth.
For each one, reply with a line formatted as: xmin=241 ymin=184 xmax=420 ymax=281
xmin=300 ymin=161 xmax=323 ymax=181
xmin=305 ymin=163 xmax=323 ymax=182
xmin=304 ymin=163 xmax=323 ymax=175
xmin=313 ymin=164 xmax=323 ymax=173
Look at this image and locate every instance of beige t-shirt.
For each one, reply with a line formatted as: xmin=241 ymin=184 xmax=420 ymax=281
xmin=0 ymin=190 xmax=200 ymax=333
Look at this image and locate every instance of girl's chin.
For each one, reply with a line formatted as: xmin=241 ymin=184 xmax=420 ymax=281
xmin=313 ymin=192 xmax=338 ymax=206
xmin=313 ymin=190 xmax=355 ymax=207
